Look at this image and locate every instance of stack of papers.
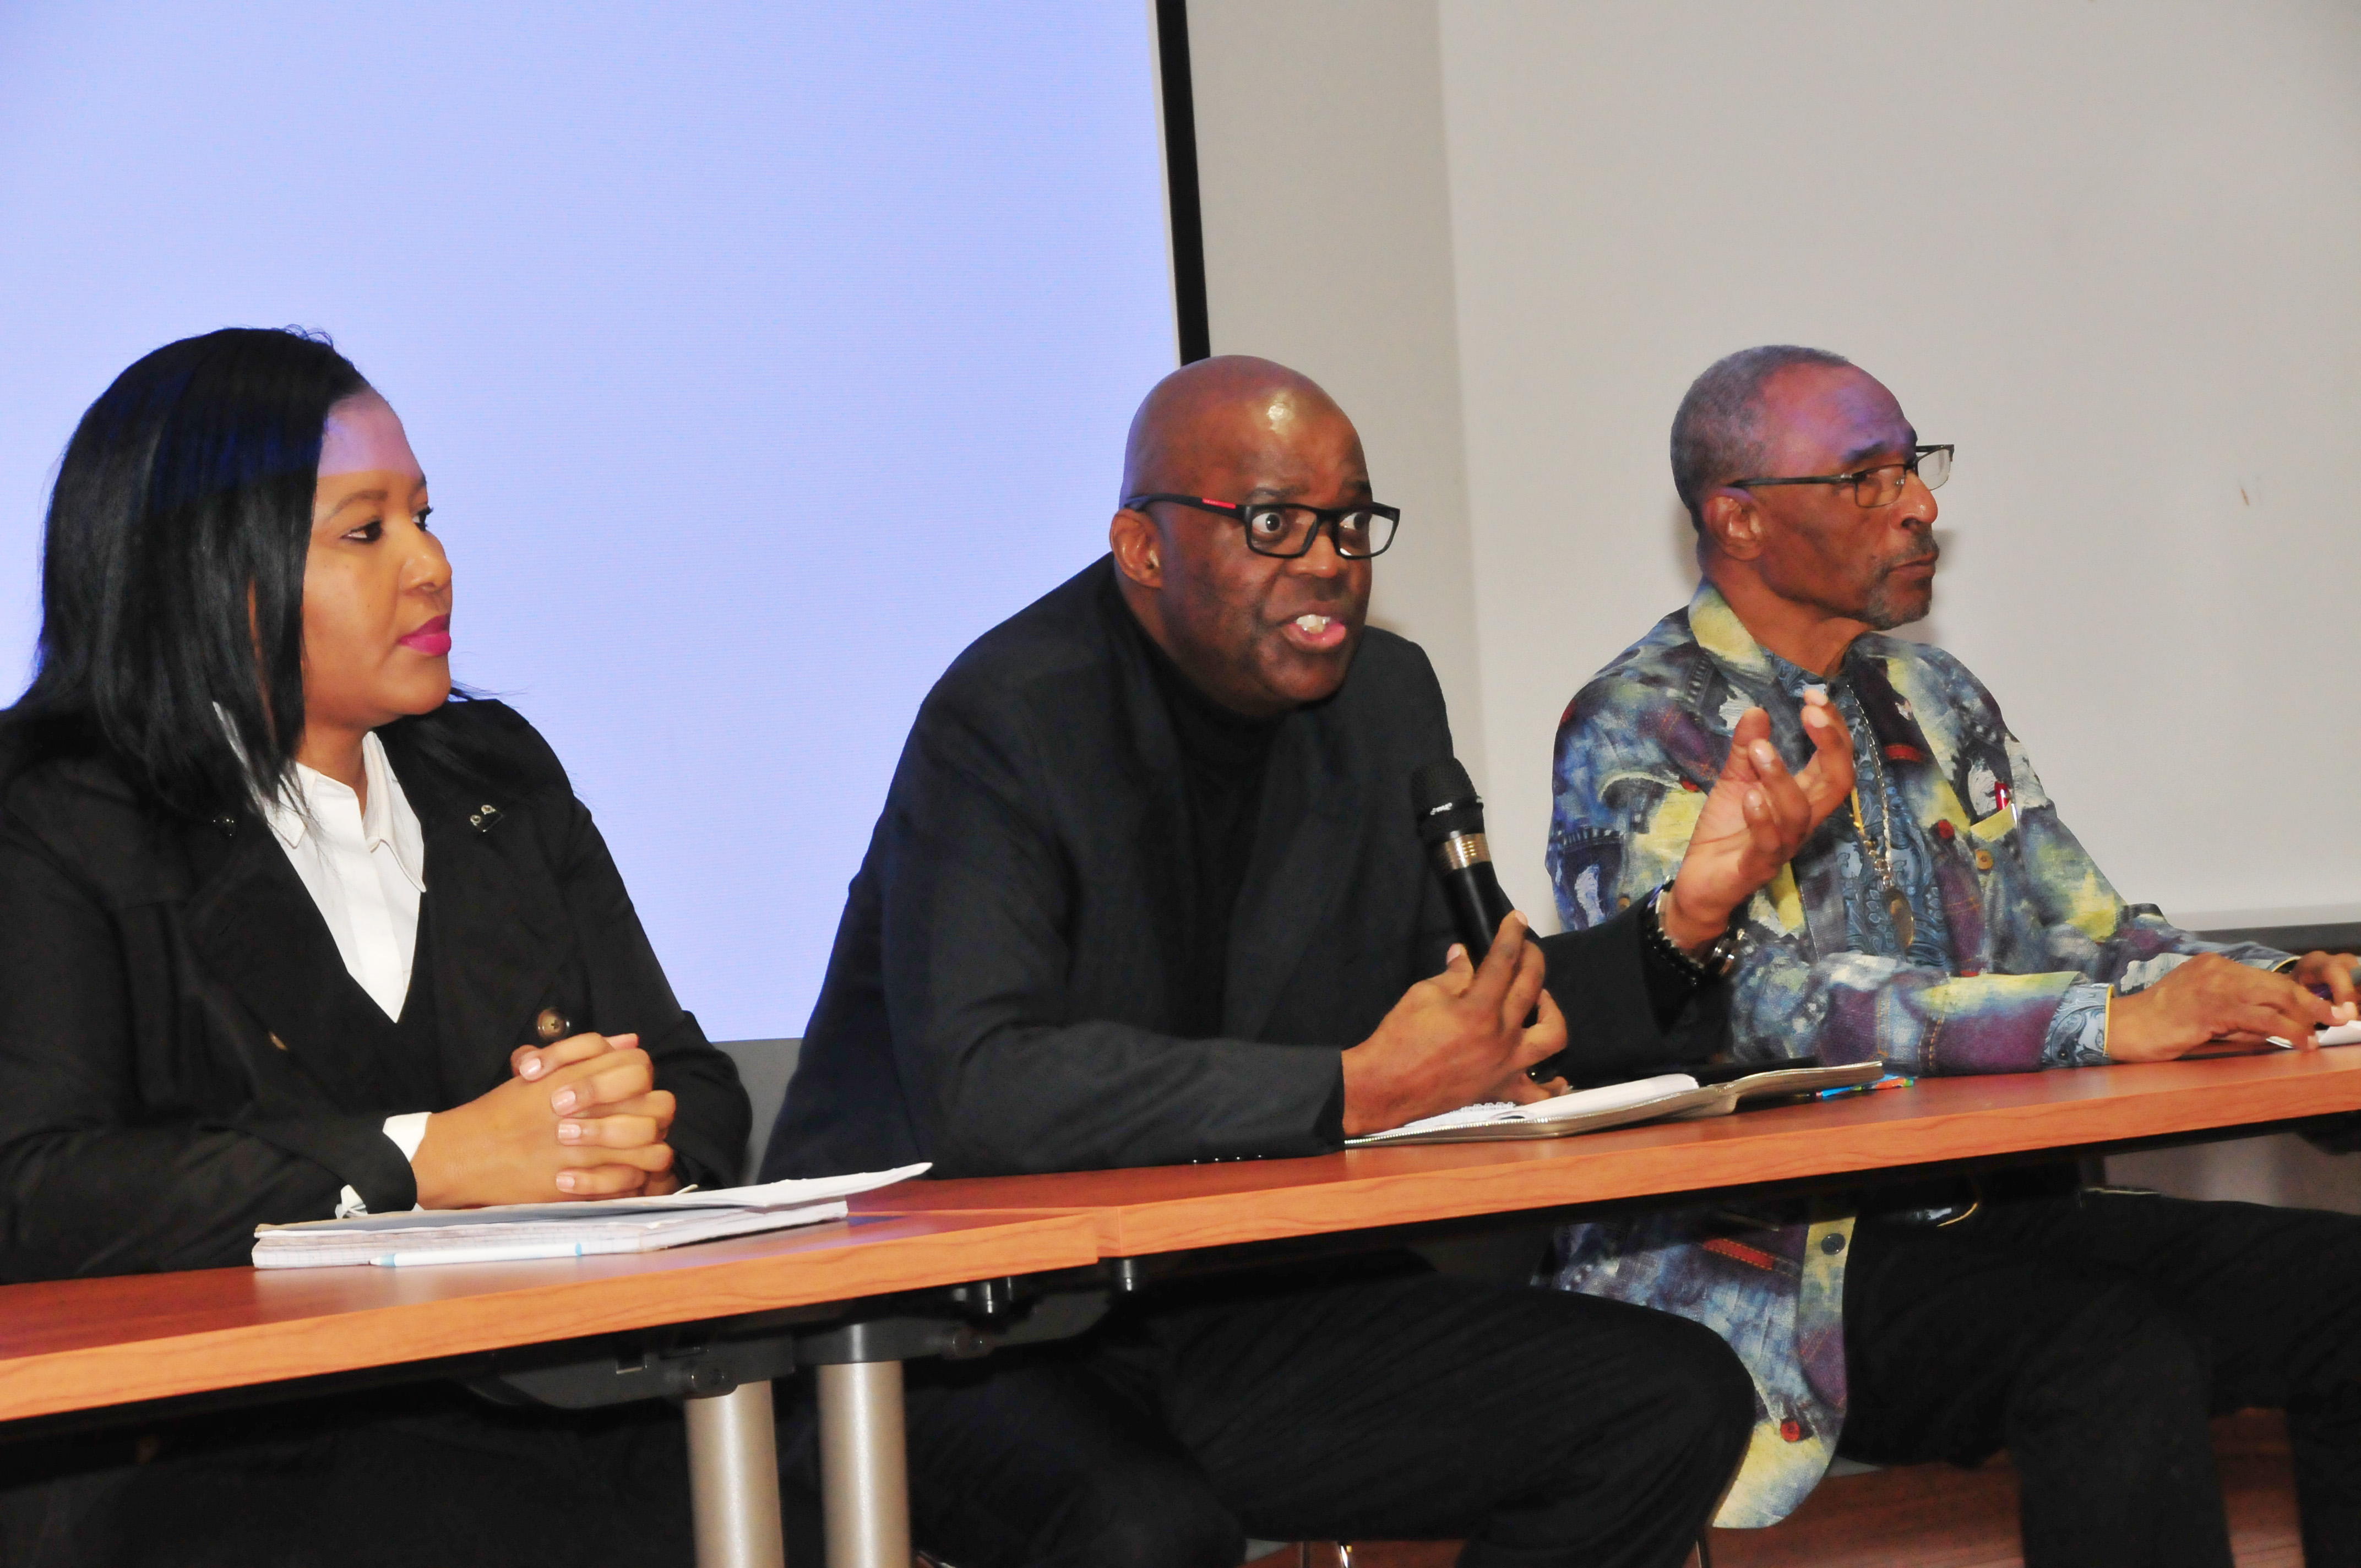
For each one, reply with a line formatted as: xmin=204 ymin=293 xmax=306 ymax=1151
xmin=253 ymin=1163 xmax=929 ymax=1270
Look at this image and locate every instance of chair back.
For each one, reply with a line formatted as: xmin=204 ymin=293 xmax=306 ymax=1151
xmin=716 ymin=1037 xmax=803 ymax=1183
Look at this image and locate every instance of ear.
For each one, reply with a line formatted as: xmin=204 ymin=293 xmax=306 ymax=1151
xmin=1701 ymin=488 xmax=1765 ymax=562
xmin=1109 ymin=506 xmax=1163 ymax=589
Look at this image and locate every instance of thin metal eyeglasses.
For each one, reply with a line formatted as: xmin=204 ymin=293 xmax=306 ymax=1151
xmin=1729 ymin=444 xmax=1954 ymax=509
xmin=1123 ymin=493 xmax=1401 ymax=559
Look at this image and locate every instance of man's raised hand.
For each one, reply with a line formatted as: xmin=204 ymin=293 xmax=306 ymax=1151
xmin=1340 ymin=913 xmax=1568 ymax=1135
xmin=1661 ymin=694 xmax=1856 ymax=949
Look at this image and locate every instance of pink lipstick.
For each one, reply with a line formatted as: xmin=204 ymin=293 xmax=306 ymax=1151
xmin=398 ymin=614 xmax=451 ymax=656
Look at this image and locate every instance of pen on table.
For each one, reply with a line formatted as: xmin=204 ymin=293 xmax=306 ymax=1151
xmin=1819 ymin=1074 xmax=1915 ymax=1099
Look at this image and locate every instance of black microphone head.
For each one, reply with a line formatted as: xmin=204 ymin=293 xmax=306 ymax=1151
xmin=1410 ymin=758 xmax=1487 ymax=846
xmin=1410 ymin=757 xmax=1476 ymax=816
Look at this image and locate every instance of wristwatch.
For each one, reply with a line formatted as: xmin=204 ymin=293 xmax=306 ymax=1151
xmin=1645 ymin=883 xmax=1747 ymax=981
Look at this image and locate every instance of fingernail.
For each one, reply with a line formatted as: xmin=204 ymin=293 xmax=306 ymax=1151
xmin=1448 ymin=944 xmax=1466 ymax=963
xmin=552 ymin=1088 xmax=577 ymax=1113
xmin=558 ymin=1121 xmax=583 ymax=1143
xmin=519 ymin=1057 xmax=543 ymax=1079
xmin=557 ymin=1171 xmax=579 ymax=1192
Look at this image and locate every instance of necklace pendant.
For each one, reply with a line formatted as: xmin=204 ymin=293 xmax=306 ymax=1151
xmin=1886 ymin=887 xmax=1916 ymax=950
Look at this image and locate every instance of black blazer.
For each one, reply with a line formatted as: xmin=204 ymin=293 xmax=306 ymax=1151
xmin=767 ymin=558 xmax=1691 ymax=1182
xmin=0 ymin=700 xmax=747 ymax=1281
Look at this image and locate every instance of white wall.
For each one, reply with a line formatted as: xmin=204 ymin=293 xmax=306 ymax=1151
xmin=1193 ymin=0 xmax=2361 ymax=932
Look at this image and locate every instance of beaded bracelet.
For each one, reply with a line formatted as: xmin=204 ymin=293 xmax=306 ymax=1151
xmin=1644 ymin=883 xmax=1747 ymax=982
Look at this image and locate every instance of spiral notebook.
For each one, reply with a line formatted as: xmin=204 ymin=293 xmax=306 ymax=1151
xmin=1346 ymin=1062 xmax=1885 ymax=1147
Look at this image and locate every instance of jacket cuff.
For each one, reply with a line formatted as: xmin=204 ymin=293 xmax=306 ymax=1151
xmin=1315 ymin=1060 xmax=1346 ymax=1146
xmin=242 ymin=1115 xmax=420 ymax=1214
xmin=1532 ymin=903 xmax=1709 ymax=1085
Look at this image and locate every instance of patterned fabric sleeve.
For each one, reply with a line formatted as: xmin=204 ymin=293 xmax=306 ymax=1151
xmin=1551 ymin=683 xmax=2079 ymax=1075
xmin=2000 ymin=734 xmax=2293 ymax=994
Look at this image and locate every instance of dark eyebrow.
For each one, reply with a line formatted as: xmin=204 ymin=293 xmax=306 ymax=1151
xmin=322 ymin=481 xmax=429 ymax=522
xmin=324 ymin=488 xmax=389 ymax=519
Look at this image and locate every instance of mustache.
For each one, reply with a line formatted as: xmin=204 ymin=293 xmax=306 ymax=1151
xmin=1266 ymin=584 xmax=1359 ymax=616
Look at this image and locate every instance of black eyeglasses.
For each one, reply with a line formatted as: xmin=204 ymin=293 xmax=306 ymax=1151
xmin=1123 ymin=493 xmax=1401 ymax=559
xmin=1729 ymin=444 xmax=1954 ymax=509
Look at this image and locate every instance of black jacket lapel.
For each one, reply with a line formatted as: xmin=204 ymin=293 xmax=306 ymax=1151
xmin=181 ymin=821 xmax=404 ymax=1109
xmin=412 ymin=790 xmax=574 ymax=1101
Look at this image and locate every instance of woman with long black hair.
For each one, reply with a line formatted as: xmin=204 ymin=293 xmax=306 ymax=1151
xmin=0 ymin=327 xmax=751 ymax=1564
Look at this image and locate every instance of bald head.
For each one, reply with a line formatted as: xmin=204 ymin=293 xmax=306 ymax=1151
xmin=1107 ymin=356 xmax=1375 ymax=716
xmin=1120 ymin=356 xmax=1352 ymax=503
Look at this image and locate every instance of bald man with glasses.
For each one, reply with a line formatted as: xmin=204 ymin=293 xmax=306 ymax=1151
xmin=766 ymin=355 xmax=1879 ymax=1567
xmin=1539 ymin=344 xmax=2361 ymax=1568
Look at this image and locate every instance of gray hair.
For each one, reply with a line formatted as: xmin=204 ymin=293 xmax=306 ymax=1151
xmin=1670 ymin=345 xmax=1853 ymax=531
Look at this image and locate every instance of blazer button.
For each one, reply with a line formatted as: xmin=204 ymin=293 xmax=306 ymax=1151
xmin=535 ymin=1008 xmax=570 ymax=1043
xmin=1974 ymin=849 xmax=1995 ymax=872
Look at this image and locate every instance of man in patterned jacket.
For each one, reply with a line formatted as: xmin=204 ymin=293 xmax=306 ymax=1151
xmin=1544 ymin=344 xmax=2361 ymax=1568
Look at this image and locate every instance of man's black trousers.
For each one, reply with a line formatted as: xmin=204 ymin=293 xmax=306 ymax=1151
xmin=1838 ymin=1187 xmax=2361 ymax=1568
xmin=782 ymin=1256 xmax=1753 ymax=1568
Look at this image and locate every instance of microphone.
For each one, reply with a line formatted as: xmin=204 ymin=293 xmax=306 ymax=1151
xmin=1410 ymin=758 xmax=1520 ymax=963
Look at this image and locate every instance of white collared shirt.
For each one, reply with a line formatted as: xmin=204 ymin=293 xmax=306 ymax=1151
xmin=259 ymin=731 xmax=427 ymax=1021
xmin=254 ymin=731 xmax=432 ymax=1213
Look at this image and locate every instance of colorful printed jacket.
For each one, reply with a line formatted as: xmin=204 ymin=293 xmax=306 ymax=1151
xmin=1543 ymin=584 xmax=2288 ymax=1527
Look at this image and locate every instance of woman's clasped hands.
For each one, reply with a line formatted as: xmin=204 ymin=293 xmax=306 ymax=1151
xmin=408 ymin=1031 xmax=681 ymax=1208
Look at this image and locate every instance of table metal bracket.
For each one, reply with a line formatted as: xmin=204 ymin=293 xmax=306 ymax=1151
xmin=472 ymin=1281 xmax=1112 ymax=1407
xmin=793 ymin=1284 xmax=1111 ymax=1365
xmin=475 ymin=1324 xmax=802 ymax=1409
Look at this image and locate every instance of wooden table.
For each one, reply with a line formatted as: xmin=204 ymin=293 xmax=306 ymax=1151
xmin=0 ymin=1210 xmax=1101 ymax=1568
xmin=853 ymin=1050 xmax=2361 ymax=1256
xmin=10 ymin=1052 xmax=2354 ymax=1568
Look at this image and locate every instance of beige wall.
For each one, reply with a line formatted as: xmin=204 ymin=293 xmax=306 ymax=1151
xmin=1190 ymin=0 xmax=2361 ymax=933
xmin=1187 ymin=0 xmax=1490 ymax=781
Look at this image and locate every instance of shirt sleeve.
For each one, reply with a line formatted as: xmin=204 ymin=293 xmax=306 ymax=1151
xmin=2041 ymin=982 xmax=2114 ymax=1068
xmin=1549 ymin=692 xmax=2083 ymax=1075
xmin=338 ymin=1112 xmax=433 ymax=1217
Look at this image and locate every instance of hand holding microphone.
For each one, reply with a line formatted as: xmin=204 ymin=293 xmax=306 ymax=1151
xmin=1409 ymin=758 xmax=1521 ymax=965
xmin=1339 ymin=908 xmax=1568 ymax=1135
xmin=1336 ymin=759 xmax=1569 ymax=1136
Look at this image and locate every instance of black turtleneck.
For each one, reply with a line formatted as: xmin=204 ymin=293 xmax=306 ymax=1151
xmin=1130 ymin=609 xmax=1704 ymax=1077
xmin=1135 ymin=626 xmax=1283 ymax=1039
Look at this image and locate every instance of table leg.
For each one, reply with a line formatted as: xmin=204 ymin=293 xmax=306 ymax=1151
xmin=818 ymin=1359 xmax=911 ymax=1568
xmin=686 ymin=1379 xmax=787 ymax=1568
